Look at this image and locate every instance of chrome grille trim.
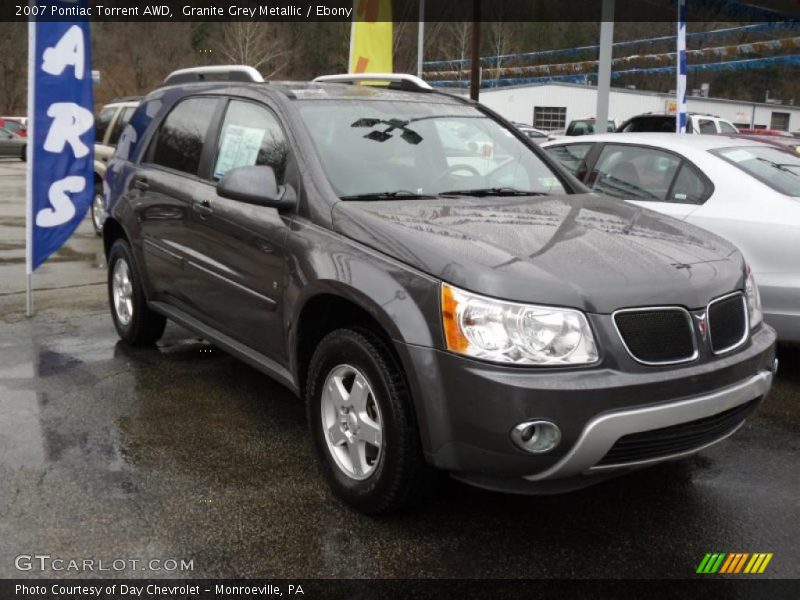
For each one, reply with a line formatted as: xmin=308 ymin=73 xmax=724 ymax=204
xmin=708 ymin=291 xmax=749 ymax=356
xmin=612 ymin=306 xmax=699 ymax=366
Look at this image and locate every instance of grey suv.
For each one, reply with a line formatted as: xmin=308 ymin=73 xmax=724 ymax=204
xmin=103 ymin=68 xmax=777 ymax=514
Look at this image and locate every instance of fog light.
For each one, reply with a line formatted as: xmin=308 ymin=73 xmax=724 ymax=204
xmin=510 ymin=420 xmax=561 ymax=454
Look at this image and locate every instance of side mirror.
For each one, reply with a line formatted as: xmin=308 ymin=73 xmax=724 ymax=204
xmin=217 ymin=165 xmax=295 ymax=211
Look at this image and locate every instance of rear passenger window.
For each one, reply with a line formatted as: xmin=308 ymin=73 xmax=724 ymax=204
xmin=151 ymin=97 xmax=217 ymax=176
xmin=591 ymin=144 xmax=681 ymax=200
xmin=213 ymin=100 xmax=288 ymax=183
xmin=670 ymin=163 xmax=709 ymax=204
xmin=698 ymin=119 xmax=717 ymax=134
xmin=107 ymin=106 xmax=135 ymax=146
xmin=545 ymin=144 xmax=591 ymax=175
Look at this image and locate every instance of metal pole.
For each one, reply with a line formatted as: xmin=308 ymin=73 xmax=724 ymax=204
xmin=596 ymin=0 xmax=614 ymax=133
xmin=26 ymin=19 xmax=35 ymax=318
xmin=416 ymin=0 xmax=425 ymax=78
xmin=676 ymin=0 xmax=688 ymax=133
xmin=470 ymin=0 xmax=481 ymax=101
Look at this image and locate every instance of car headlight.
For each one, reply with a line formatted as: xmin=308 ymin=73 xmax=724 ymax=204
xmin=744 ymin=266 xmax=763 ymax=329
xmin=441 ymin=283 xmax=599 ymax=365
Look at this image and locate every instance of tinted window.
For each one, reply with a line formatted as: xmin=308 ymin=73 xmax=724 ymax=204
xmin=95 ymin=107 xmax=115 ymax=144
xmin=151 ymin=98 xmax=217 ymax=176
xmin=545 ymin=143 xmax=591 ymax=174
xmin=698 ymin=119 xmax=717 ymax=134
xmin=591 ymin=144 xmax=681 ymax=200
xmin=623 ymin=116 xmax=675 ymax=133
xmin=213 ymin=100 xmax=289 ymax=183
xmin=718 ymin=121 xmax=738 ymax=133
xmin=670 ymin=163 xmax=709 ymax=204
xmin=713 ymin=145 xmax=800 ymax=196
xmin=107 ymin=106 xmax=136 ymax=146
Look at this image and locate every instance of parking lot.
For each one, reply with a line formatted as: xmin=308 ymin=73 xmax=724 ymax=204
xmin=0 ymin=158 xmax=798 ymax=579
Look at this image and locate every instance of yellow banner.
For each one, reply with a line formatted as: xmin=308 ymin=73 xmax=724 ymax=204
xmin=349 ymin=0 xmax=393 ymax=74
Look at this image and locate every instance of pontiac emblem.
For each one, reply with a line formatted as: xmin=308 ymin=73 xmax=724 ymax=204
xmin=695 ymin=313 xmax=708 ymax=339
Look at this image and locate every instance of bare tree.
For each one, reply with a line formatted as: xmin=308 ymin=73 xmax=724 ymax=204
xmin=211 ymin=22 xmax=288 ymax=78
xmin=0 ymin=22 xmax=27 ymax=113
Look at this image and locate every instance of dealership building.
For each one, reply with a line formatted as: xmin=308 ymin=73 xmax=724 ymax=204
xmin=469 ymin=82 xmax=800 ymax=132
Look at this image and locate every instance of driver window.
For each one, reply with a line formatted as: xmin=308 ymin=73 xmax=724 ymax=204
xmin=213 ymin=100 xmax=288 ymax=184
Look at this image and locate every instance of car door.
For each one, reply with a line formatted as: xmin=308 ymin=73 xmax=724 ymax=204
xmin=133 ymin=96 xmax=221 ymax=310
xmin=0 ymin=128 xmax=15 ymax=156
xmin=184 ymin=98 xmax=292 ymax=362
xmin=585 ymin=143 xmax=710 ymax=220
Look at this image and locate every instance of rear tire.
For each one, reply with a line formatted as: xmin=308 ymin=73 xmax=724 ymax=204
xmin=108 ymin=239 xmax=166 ymax=346
xmin=306 ymin=328 xmax=435 ymax=515
xmin=91 ymin=183 xmax=105 ymax=236
xmin=20 ymin=145 xmax=26 ymax=162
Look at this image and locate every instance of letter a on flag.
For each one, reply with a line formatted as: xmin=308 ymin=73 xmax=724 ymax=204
xmin=27 ymin=1 xmax=94 ymax=282
xmin=349 ymin=0 xmax=393 ymax=74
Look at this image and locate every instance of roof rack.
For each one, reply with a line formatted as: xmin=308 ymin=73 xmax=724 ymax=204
xmin=108 ymin=95 xmax=142 ymax=104
xmin=312 ymin=73 xmax=433 ymax=92
xmin=162 ymin=65 xmax=264 ymax=86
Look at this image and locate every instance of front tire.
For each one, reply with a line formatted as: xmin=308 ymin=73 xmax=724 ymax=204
xmin=306 ymin=328 xmax=434 ymax=515
xmin=107 ymin=239 xmax=166 ymax=346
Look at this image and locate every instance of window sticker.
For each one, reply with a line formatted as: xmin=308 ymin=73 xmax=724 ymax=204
xmin=214 ymin=124 xmax=266 ymax=179
xmin=722 ymin=149 xmax=755 ymax=163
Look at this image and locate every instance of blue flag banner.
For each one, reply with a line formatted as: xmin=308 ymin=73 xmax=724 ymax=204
xmin=27 ymin=0 xmax=93 ymax=272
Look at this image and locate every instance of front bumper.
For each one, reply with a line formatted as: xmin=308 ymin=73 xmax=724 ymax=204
xmin=395 ymin=323 xmax=776 ymax=493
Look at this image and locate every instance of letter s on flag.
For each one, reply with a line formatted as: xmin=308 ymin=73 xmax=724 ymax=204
xmin=28 ymin=2 xmax=94 ymax=271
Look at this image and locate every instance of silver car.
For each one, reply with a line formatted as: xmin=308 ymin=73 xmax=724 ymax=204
xmin=0 ymin=126 xmax=26 ymax=161
xmin=543 ymin=133 xmax=800 ymax=342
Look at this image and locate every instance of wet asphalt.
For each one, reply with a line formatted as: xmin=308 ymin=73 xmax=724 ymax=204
xmin=0 ymin=159 xmax=798 ymax=580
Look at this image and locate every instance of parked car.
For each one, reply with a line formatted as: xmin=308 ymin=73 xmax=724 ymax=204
xmin=0 ymin=126 xmax=26 ymax=160
xmin=103 ymin=68 xmax=776 ymax=514
xmin=93 ymin=97 xmax=141 ymax=234
xmin=566 ymin=118 xmax=616 ymax=136
xmin=736 ymin=128 xmax=793 ymax=137
xmin=511 ymin=122 xmax=549 ymax=143
xmin=543 ymin=132 xmax=799 ymax=342
xmin=725 ymin=133 xmax=800 ymax=155
xmin=617 ymin=113 xmax=738 ymax=134
xmin=0 ymin=117 xmax=27 ymax=138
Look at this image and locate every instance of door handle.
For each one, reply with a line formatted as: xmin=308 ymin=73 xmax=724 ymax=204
xmin=132 ymin=178 xmax=149 ymax=191
xmin=193 ymin=201 xmax=213 ymax=219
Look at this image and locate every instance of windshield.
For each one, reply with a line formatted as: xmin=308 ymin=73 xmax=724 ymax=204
xmin=713 ymin=145 xmax=800 ymax=196
xmin=296 ymin=100 xmax=565 ymax=199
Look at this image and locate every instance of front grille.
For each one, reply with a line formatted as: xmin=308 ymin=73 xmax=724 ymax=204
xmin=709 ymin=293 xmax=748 ymax=354
xmin=614 ymin=308 xmax=696 ymax=364
xmin=597 ymin=399 xmax=760 ymax=466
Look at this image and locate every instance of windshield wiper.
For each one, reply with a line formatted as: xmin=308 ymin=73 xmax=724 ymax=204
xmin=340 ymin=190 xmax=438 ymax=201
xmin=438 ymin=187 xmax=548 ymax=198
xmin=756 ymin=157 xmax=800 ymax=174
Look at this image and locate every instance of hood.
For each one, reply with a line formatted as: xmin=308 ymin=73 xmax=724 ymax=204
xmin=331 ymin=194 xmax=745 ymax=313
